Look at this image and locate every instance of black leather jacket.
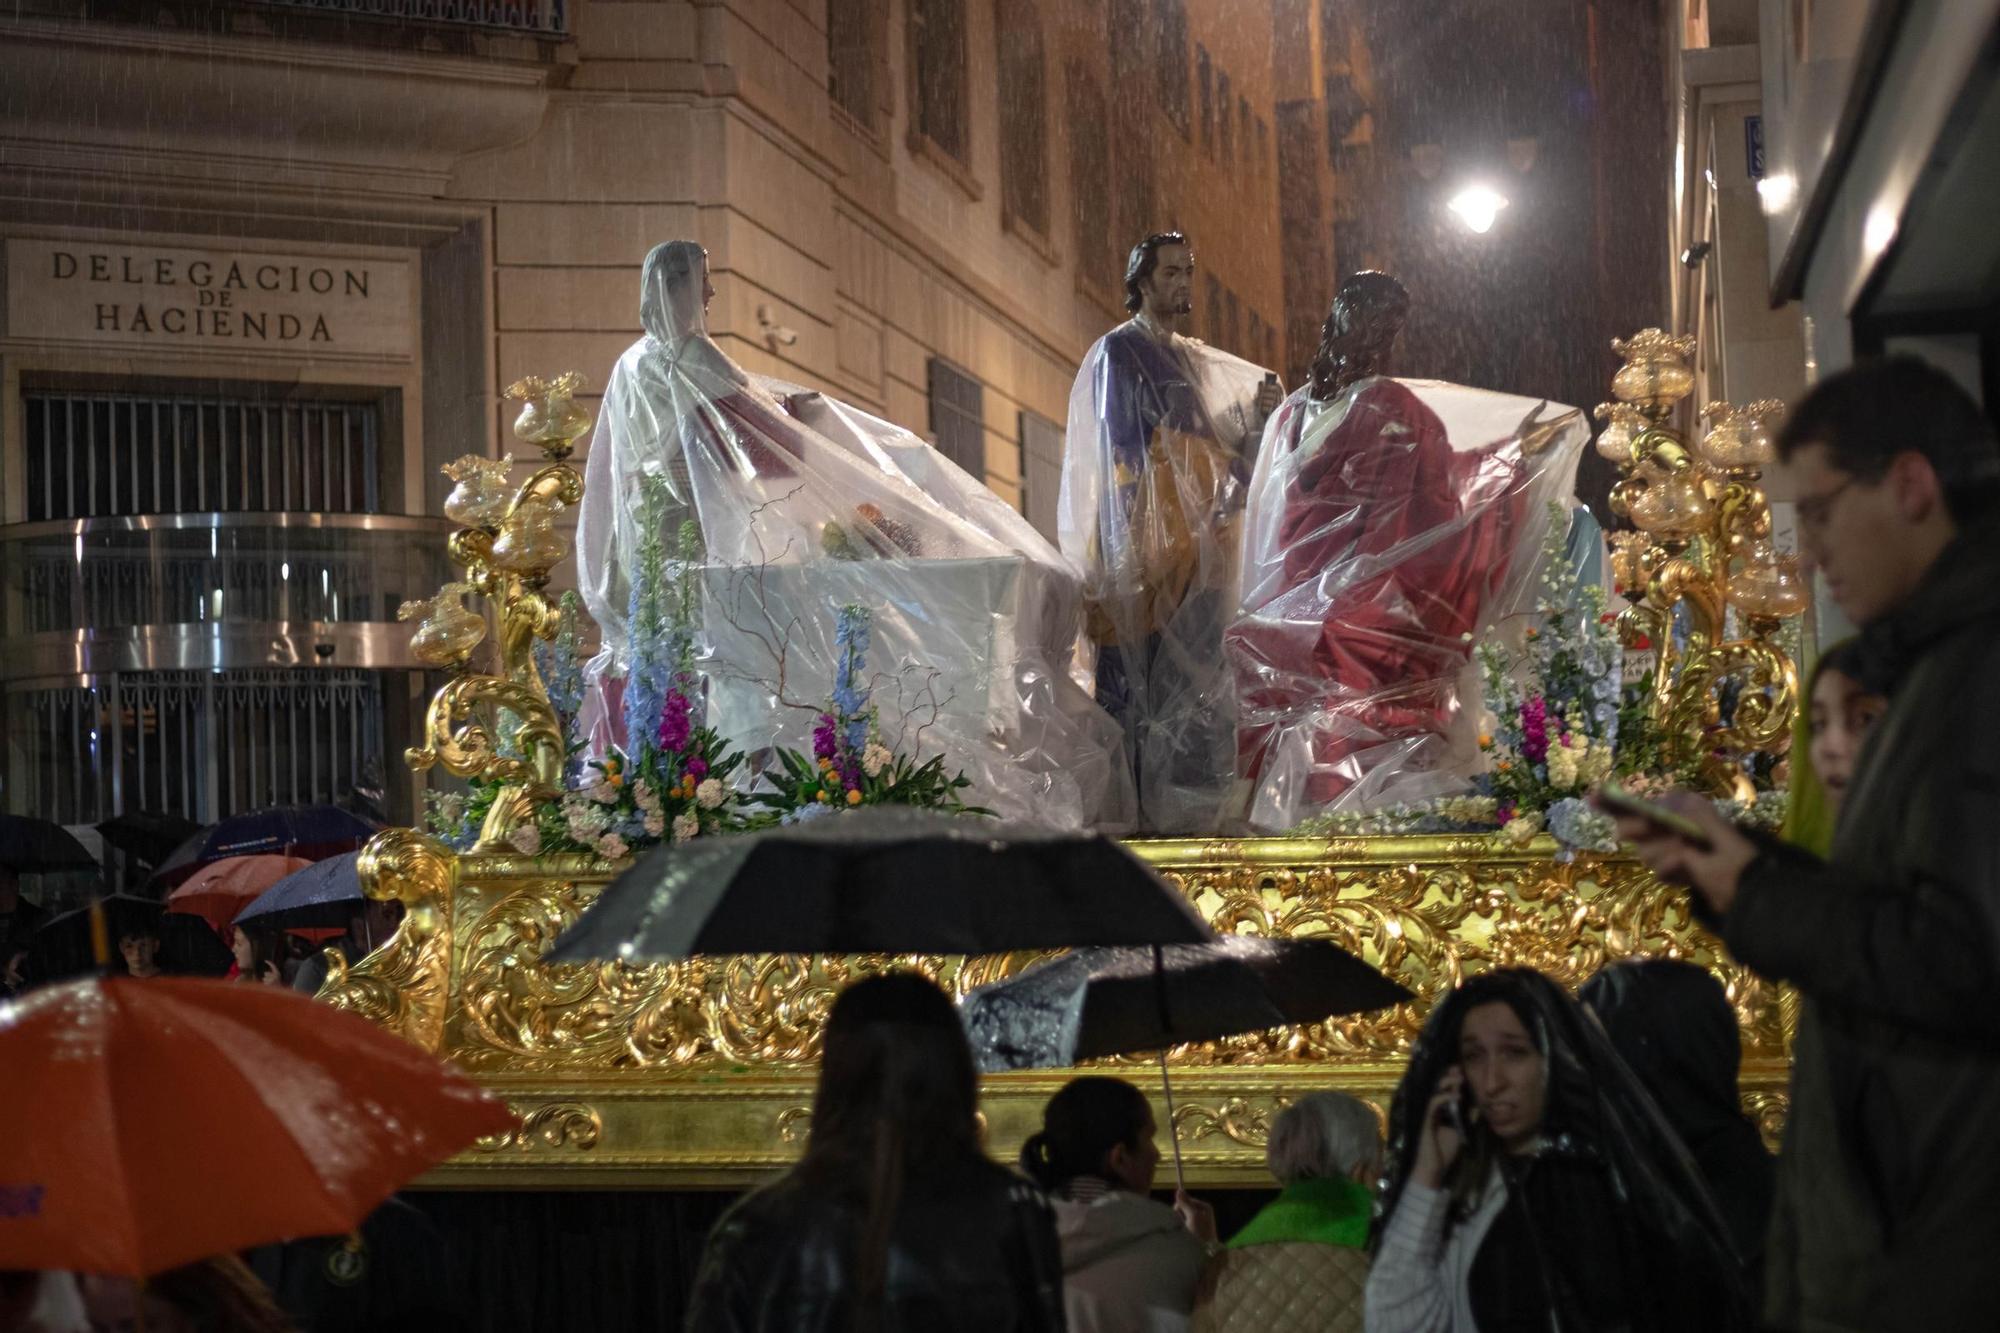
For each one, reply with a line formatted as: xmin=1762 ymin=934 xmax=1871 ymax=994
xmin=685 ymin=1158 xmax=1066 ymax=1333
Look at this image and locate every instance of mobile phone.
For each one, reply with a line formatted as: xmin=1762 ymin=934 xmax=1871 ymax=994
xmin=1595 ymin=782 xmax=1714 ymax=850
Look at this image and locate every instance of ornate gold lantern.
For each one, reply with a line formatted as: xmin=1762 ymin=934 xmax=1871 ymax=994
xmin=1605 ymin=334 xmax=1805 ymax=797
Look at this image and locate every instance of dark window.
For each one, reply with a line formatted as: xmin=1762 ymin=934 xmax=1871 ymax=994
xmin=1238 ymin=96 xmax=1252 ymax=170
xmin=1020 ymin=410 xmax=1064 ymax=541
xmin=1115 ymin=140 xmax=1156 ymax=262
xmin=1153 ymin=0 xmax=1189 ymax=133
xmin=1225 ymin=289 xmax=1240 ymax=353
xmin=1196 ymin=46 xmax=1213 ymax=153
xmin=22 ymin=383 xmax=384 ymax=521
xmin=1257 ymin=116 xmax=1270 ymax=181
xmin=828 ymin=0 xmax=885 ymax=131
xmin=1247 ymin=312 xmax=1264 ymax=363
xmin=910 ymin=0 xmax=969 ymax=161
xmin=928 ymin=358 xmax=985 ymax=476
xmin=1207 ymin=276 xmax=1224 ymax=345
xmin=1067 ymin=63 xmax=1115 ymax=296
xmin=998 ymin=4 xmax=1051 ymax=237
xmin=1110 ymin=0 xmax=1147 ymax=82
xmin=1217 ymin=71 xmax=1233 ymax=159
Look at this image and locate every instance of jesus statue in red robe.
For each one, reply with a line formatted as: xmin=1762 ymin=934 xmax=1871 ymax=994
xmin=1225 ymin=272 xmax=1585 ymax=830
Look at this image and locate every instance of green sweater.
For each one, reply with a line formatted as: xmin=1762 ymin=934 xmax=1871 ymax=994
xmin=1225 ymin=1176 xmax=1373 ymax=1250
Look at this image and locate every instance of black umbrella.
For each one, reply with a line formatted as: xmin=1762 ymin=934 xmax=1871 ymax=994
xmin=24 ymin=895 xmax=232 ymax=986
xmin=0 ymin=815 xmax=97 ymax=874
xmin=961 ymin=936 xmax=1412 ymax=1187
xmin=95 ymin=811 xmax=204 ymax=870
xmin=546 ymin=807 xmax=1213 ymax=963
xmin=150 ymin=806 xmax=379 ymax=887
xmin=234 ymin=851 xmax=364 ymax=929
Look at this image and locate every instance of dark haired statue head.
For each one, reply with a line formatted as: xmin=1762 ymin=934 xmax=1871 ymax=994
xmin=1309 ymin=270 xmax=1411 ymax=400
xmin=1124 ymin=232 xmax=1194 ymax=319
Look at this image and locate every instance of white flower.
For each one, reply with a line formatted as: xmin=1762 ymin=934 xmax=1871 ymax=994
xmin=1502 ymin=812 xmax=1544 ymax=846
xmin=696 ymin=778 xmax=725 ymax=810
xmin=632 ymin=779 xmax=659 ymax=812
xmin=587 ymin=780 xmax=618 ymax=805
xmin=507 ymin=823 xmax=542 ymax=855
xmin=643 ymin=813 xmax=666 ymax=837
xmin=597 ymin=832 xmax=629 ymax=860
xmin=672 ymin=812 xmax=699 ymax=843
xmin=861 ymin=743 xmax=892 ymax=779
xmin=1547 ymin=740 xmax=1581 ymax=789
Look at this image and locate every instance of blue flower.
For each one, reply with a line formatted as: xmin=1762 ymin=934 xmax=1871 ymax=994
xmin=781 ymin=802 xmax=837 ymax=826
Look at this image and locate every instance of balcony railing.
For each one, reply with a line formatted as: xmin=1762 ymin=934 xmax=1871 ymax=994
xmin=0 ymin=512 xmax=457 ymax=678
xmin=246 ymin=0 xmax=566 ymax=34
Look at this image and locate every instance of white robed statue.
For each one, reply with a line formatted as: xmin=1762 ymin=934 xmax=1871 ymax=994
xmin=576 ymin=240 xmax=1131 ymax=828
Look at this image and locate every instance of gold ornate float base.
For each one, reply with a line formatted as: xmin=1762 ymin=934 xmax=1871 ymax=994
xmin=325 ymin=831 xmax=1791 ymax=1189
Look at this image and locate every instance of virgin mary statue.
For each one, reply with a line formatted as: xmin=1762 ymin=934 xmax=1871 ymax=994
xmin=576 ymin=240 xmax=1132 ymax=828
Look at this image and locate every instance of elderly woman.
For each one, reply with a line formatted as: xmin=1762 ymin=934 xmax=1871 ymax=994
xmin=1194 ymin=1092 xmax=1380 ymax=1333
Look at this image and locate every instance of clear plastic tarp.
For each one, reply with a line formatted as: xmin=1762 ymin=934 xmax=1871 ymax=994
xmin=576 ymin=241 xmax=1132 ymax=829
xmin=1225 ymin=376 xmax=1588 ymax=831
xmin=1058 ymin=318 xmax=1272 ymax=832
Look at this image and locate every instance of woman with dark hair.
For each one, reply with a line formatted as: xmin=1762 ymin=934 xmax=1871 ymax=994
xmin=1579 ymin=960 xmax=1775 ymax=1304
xmin=1365 ymin=969 xmax=1751 ymax=1333
xmin=229 ymin=921 xmax=289 ymax=986
xmin=1781 ymin=638 xmax=1887 ymax=855
xmin=1021 ymin=1076 xmax=1214 ymax=1332
xmin=685 ymin=972 xmax=1065 ymax=1333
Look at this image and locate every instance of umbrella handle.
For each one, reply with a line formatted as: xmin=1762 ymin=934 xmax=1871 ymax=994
xmin=1157 ymin=1048 xmax=1185 ymax=1194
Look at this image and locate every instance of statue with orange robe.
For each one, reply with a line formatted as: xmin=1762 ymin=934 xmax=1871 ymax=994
xmin=1225 ymin=272 xmax=1586 ymax=831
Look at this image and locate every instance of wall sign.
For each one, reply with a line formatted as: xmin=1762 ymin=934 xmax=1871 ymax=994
xmin=5 ymin=238 xmax=414 ymax=360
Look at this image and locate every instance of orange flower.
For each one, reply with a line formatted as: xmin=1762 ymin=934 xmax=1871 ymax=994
xmin=1497 ymin=760 xmax=1512 ymax=772
xmin=846 ymin=788 xmax=863 ymax=805
xmin=815 ymin=789 xmax=828 ymax=803
xmin=1478 ymin=734 xmax=1494 ymax=749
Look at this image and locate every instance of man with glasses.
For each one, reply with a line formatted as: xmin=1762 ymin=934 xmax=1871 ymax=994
xmin=1604 ymin=357 xmax=2000 ymax=1332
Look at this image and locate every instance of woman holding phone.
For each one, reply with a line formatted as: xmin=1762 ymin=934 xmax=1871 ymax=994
xmin=1365 ymin=970 xmax=1752 ymax=1333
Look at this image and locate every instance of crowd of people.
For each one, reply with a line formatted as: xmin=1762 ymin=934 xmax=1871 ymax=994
xmin=7 ymin=354 xmax=1995 ymax=1333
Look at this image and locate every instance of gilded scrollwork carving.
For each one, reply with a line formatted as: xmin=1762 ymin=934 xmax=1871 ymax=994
xmin=473 ymin=1101 xmax=603 ymax=1153
xmin=317 ymin=828 xmax=456 ymax=1052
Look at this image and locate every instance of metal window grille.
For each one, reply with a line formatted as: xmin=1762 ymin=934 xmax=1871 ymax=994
xmin=1153 ymin=0 xmax=1189 ymax=133
xmin=250 ymin=0 xmax=565 ymax=33
xmin=910 ymin=0 xmax=969 ymax=160
xmin=1020 ymin=410 xmax=1064 ymax=542
xmin=8 ymin=668 xmax=385 ymax=825
xmin=927 ymin=359 xmax=986 ymax=478
xmin=23 ymin=387 xmax=383 ymax=522
xmin=998 ymin=4 xmax=1051 ymax=237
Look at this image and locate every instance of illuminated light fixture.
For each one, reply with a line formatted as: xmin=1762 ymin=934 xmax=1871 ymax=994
xmin=1447 ymin=184 xmax=1509 ymax=234
xmin=1756 ymin=173 xmax=1797 ymax=215
xmin=1864 ymin=205 xmax=1899 ymax=258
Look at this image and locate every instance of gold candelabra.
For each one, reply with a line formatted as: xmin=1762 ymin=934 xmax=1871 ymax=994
xmin=1598 ymin=331 xmax=1808 ymax=797
xmin=400 ymin=373 xmax=593 ymax=850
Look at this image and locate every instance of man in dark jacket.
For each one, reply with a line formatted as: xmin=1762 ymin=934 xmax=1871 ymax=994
xmin=1607 ymin=357 xmax=2000 ymax=1332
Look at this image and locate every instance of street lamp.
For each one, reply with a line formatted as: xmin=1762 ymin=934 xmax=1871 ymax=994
xmin=1447 ymin=183 xmax=1509 ymax=233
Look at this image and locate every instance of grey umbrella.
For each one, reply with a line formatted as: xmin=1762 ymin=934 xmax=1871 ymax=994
xmin=0 ymin=815 xmax=96 ymax=875
xmin=233 ymin=852 xmax=364 ymax=929
xmin=545 ymin=807 xmax=1213 ymax=963
xmin=962 ymin=936 xmax=1411 ymax=1186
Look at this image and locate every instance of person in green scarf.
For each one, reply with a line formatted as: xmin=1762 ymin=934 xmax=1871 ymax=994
xmin=1780 ymin=639 xmax=1886 ymax=855
xmin=1194 ymin=1092 xmax=1379 ymax=1333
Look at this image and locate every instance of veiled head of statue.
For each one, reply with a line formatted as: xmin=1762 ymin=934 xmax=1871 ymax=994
xmin=1311 ymin=270 xmax=1409 ymax=397
xmin=1124 ymin=231 xmax=1193 ymax=317
xmin=641 ymin=240 xmax=713 ymax=344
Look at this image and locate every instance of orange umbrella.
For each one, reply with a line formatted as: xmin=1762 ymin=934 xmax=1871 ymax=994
xmin=0 ymin=974 xmax=515 ymax=1276
xmin=164 ymin=854 xmax=312 ymax=932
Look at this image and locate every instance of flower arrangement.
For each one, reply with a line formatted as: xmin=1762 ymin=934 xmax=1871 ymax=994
xmin=752 ymin=603 xmax=988 ymax=823
xmin=1296 ymin=504 xmax=1753 ymax=857
xmin=425 ymin=485 xmax=751 ymax=857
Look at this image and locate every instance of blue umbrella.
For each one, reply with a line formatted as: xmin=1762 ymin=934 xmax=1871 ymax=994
xmin=150 ymin=806 xmax=378 ymax=887
xmin=233 ymin=852 xmax=364 ymax=929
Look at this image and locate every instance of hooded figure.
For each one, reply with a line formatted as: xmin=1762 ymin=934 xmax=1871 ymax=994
xmin=1579 ymin=960 xmax=1775 ymax=1303
xmin=576 ymin=240 xmax=1127 ymax=827
xmin=1366 ymin=969 xmax=1752 ymax=1333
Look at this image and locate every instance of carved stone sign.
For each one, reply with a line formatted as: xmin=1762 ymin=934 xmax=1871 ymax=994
xmin=4 ymin=238 xmax=414 ymax=360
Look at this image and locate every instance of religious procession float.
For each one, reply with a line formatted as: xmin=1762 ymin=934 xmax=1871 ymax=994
xmin=325 ymin=244 xmax=1808 ymax=1187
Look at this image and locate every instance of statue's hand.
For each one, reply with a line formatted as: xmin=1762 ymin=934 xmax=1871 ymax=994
xmin=1515 ymin=401 xmax=1583 ymax=457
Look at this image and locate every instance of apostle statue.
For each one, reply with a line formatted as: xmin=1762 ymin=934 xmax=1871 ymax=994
xmin=1059 ymin=231 xmax=1283 ymax=832
xmin=1225 ymin=271 xmax=1587 ymax=831
xmin=576 ymin=240 xmax=1132 ymax=827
